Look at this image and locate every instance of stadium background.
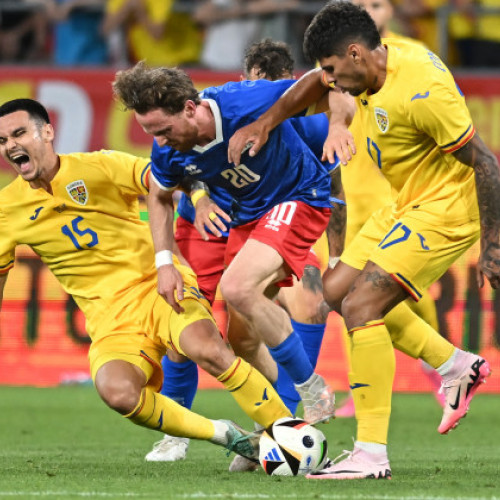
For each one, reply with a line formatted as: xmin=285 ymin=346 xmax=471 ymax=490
xmin=0 ymin=67 xmax=499 ymax=394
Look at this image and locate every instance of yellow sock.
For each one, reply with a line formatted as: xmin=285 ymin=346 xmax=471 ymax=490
xmin=407 ymin=289 xmax=439 ymax=330
xmin=349 ymin=321 xmax=395 ymax=444
xmin=125 ymin=387 xmax=215 ymax=440
xmin=385 ymin=301 xmax=454 ymax=368
xmin=217 ymin=357 xmax=291 ymax=428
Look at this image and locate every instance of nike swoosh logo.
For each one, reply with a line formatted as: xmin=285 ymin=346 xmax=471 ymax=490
xmin=30 ymin=207 xmax=44 ymax=220
xmin=411 ymin=91 xmax=430 ymax=101
xmin=449 ymin=387 xmax=461 ymax=410
xmin=155 ymin=410 xmax=164 ymax=430
xmin=349 ymin=383 xmax=370 ymax=390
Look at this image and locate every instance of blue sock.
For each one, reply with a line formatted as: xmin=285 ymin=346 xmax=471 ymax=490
xmin=273 ymin=321 xmax=326 ymax=415
xmin=160 ymin=356 xmax=198 ymax=409
xmin=268 ymin=331 xmax=314 ymax=385
xmin=291 ymin=319 xmax=326 ymax=370
xmin=275 ymin=364 xmax=300 ymax=415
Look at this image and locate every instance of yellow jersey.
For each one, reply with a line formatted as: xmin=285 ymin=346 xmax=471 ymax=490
xmin=0 ymin=150 xmax=155 ymax=323
xmin=341 ymin=32 xmax=419 ymax=244
xmin=356 ymin=39 xmax=478 ymax=227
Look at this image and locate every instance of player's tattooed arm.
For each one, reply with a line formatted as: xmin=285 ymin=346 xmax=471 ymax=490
xmin=453 ymin=133 xmax=500 ymax=289
xmin=326 ymin=166 xmax=346 ymax=268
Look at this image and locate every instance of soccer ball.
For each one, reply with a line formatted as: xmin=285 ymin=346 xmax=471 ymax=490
xmin=259 ymin=417 xmax=328 ymax=476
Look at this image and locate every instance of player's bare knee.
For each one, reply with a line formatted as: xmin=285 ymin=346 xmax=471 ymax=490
xmin=220 ymin=274 xmax=254 ymax=314
xmin=193 ymin=344 xmax=232 ymax=377
xmin=341 ymin=293 xmax=383 ymax=330
xmin=96 ymin=377 xmax=142 ymax=415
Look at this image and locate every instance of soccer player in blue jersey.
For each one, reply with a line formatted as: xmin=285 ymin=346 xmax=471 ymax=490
xmin=112 ymin=61 xmax=337 ymax=436
xmin=143 ymin=40 xmax=343 ymax=465
xmin=227 ymin=1 xmax=496 ymax=480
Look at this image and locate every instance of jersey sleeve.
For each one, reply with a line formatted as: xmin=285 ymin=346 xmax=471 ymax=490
xmin=0 ymin=207 xmax=15 ymax=274
xmin=406 ymin=72 xmax=475 ymax=154
xmin=150 ymin=140 xmax=182 ymax=191
xmin=97 ymin=150 xmax=151 ymax=196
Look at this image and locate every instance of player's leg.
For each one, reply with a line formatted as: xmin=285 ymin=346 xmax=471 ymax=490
xmin=221 ymin=202 xmax=335 ymax=424
xmin=173 ymin=300 xmax=292 ymax=429
xmin=404 ymin=290 xmax=445 ymax=407
xmin=92 ymin=353 xmax=258 ymax=461
xmin=145 ymin=349 xmax=196 ymax=462
xmin=227 ymin=304 xmax=278 ymax=384
xmin=146 ymin=217 xmax=227 ymax=461
xmin=221 ymin=239 xmax=333 ymax=423
xmin=308 ymin=260 xmax=402 ymax=480
xmin=274 ymin=262 xmax=330 ymax=415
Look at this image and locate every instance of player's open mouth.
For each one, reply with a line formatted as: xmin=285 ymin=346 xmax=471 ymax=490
xmin=10 ymin=153 xmax=30 ymax=172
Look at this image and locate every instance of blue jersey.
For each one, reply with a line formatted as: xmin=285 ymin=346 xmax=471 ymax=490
xmin=176 ymin=111 xmax=339 ymax=230
xmin=151 ymin=79 xmax=332 ymax=226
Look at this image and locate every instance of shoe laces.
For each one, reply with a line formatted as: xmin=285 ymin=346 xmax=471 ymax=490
xmin=152 ymin=435 xmax=184 ymax=452
xmin=331 ymin=448 xmax=355 ymax=465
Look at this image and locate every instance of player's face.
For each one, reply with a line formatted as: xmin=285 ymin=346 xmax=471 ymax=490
xmin=320 ymin=50 xmax=368 ymax=96
xmin=352 ymin=0 xmax=393 ymax=35
xmin=0 ymin=110 xmax=54 ymax=182
xmin=135 ymin=104 xmax=199 ymax=153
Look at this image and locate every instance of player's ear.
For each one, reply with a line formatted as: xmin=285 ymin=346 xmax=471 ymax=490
xmin=43 ymin=123 xmax=55 ymax=143
xmin=185 ymin=100 xmax=197 ymax=117
xmin=348 ymin=43 xmax=362 ymax=63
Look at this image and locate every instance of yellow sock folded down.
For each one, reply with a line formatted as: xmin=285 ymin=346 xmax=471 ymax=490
xmin=217 ymin=357 xmax=291 ymax=428
xmin=125 ymin=387 xmax=215 ymax=440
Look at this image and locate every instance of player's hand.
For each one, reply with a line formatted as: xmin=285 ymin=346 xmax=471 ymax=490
xmin=477 ymin=241 xmax=500 ymax=289
xmin=156 ymin=264 xmax=185 ymax=313
xmin=228 ymin=122 xmax=269 ymax=165
xmin=323 ymin=123 xmax=356 ymax=165
xmin=193 ymin=196 xmax=232 ymax=240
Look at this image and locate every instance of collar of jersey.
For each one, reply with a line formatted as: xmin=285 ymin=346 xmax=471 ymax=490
xmin=192 ymin=98 xmax=223 ymax=153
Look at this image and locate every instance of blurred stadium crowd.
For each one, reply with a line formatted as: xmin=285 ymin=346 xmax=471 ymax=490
xmin=0 ymin=0 xmax=499 ymax=70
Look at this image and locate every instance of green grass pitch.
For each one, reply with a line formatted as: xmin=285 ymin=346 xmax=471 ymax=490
xmin=0 ymin=387 xmax=499 ymax=499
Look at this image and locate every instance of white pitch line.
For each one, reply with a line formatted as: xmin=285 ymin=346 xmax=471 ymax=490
xmin=179 ymin=493 xmax=499 ymax=500
xmin=0 ymin=493 xmax=145 ymax=498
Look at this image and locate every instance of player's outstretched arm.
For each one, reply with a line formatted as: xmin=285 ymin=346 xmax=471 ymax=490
xmin=147 ymin=181 xmax=185 ymax=313
xmin=228 ymin=68 xmax=329 ymax=165
xmin=453 ymin=134 xmax=500 ymax=289
xmin=0 ymin=273 xmax=7 ymax=310
xmin=323 ymin=91 xmax=357 ymax=165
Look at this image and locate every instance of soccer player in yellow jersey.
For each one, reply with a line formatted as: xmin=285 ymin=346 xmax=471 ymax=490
xmin=0 ymin=98 xmax=292 ymax=464
xmin=228 ymin=1 xmax=498 ymax=479
xmin=331 ymin=0 xmax=444 ymax=418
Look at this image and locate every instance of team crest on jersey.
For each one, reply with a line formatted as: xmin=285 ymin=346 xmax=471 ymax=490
xmin=374 ymin=107 xmax=389 ymax=133
xmin=66 ymin=180 xmax=88 ymax=205
xmin=185 ymin=164 xmax=202 ymax=175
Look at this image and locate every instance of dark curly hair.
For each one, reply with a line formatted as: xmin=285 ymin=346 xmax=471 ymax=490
xmin=243 ymin=39 xmax=294 ymax=81
xmin=112 ymin=61 xmax=201 ymax=115
xmin=303 ymin=1 xmax=381 ymax=62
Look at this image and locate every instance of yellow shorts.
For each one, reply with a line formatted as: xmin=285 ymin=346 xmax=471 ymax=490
xmin=341 ymin=205 xmax=480 ymax=301
xmin=88 ymin=266 xmax=215 ymax=390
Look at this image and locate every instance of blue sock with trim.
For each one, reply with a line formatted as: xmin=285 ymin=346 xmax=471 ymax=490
xmin=273 ymin=321 xmax=327 ymax=415
xmin=160 ymin=356 xmax=198 ymax=409
xmin=268 ymin=331 xmax=314 ymax=385
xmin=291 ymin=319 xmax=326 ymax=370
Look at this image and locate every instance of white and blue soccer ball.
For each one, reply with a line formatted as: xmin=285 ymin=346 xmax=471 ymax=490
xmin=259 ymin=417 xmax=328 ymax=476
